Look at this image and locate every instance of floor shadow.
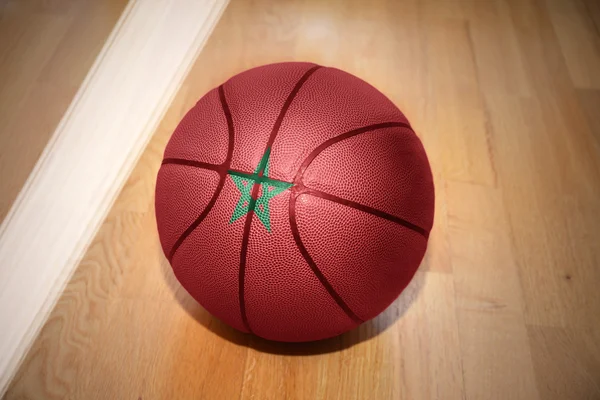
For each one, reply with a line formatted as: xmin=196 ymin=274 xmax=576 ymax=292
xmin=159 ymin=247 xmax=426 ymax=355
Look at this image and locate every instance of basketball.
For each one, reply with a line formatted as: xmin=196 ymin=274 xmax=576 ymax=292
xmin=155 ymin=62 xmax=434 ymax=342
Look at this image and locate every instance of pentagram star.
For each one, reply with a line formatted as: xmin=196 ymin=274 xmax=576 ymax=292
xmin=228 ymin=149 xmax=293 ymax=232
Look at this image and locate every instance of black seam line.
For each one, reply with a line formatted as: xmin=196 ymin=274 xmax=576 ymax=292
xmin=162 ymin=155 xmax=426 ymax=236
xmin=294 ymin=122 xmax=414 ymax=183
xmin=162 ymin=158 xmax=222 ymax=172
xmin=289 ymin=191 xmax=364 ymax=325
xmin=238 ymin=65 xmax=322 ymax=334
xmin=163 ymin=129 xmax=427 ymax=236
xmin=161 ymin=160 xmax=292 ymax=189
xmin=260 ymin=65 xmax=322 ymax=166
xmin=297 ymin=187 xmax=429 ymax=238
xmin=167 ymin=85 xmax=234 ymax=262
xmin=227 ymin=169 xmax=293 ymax=188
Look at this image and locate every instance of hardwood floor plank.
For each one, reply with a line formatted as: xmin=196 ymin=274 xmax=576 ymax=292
xmin=581 ymin=0 xmax=600 ymax=34
xmin=577 ymin=89 xmax=600 ymax=145
xmin=545 ymin=0 xmax=600 ymax=89
xmin=494 ymin=0 xmax=600 ymax=329
xmin=447 ymin=181 xmax=539 ymax=400
xmin=462 ymin=0 xmax=531 ymax=96
xmin=527 ymin=325 xmax=600 ymax=400
xmin=424 ymin=19 xmax=496 ymax=186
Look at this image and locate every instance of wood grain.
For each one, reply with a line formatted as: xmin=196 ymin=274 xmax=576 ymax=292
xmin=5 ymin=0 xmax=600 ymax=398
xmin=447 ymin=181 xmax=539 ymax=400
xmin=546 ymin=0 xmax=600 ymax=89
xmin=0 ymin=0 xmax=128 ymax=224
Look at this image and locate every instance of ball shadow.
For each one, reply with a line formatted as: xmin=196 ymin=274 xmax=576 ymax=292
xmin=159 ymin=247 xmax=426 ymax=355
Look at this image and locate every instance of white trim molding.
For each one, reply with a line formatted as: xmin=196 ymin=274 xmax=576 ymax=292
xmin=0 ymin=0 xmax=229 ymax=393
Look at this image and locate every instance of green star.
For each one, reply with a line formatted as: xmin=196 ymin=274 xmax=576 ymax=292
xmin=228 ymin=149 xmax=293 ymax=232
xmin=229 ymin=174 xmax=254 ymax=224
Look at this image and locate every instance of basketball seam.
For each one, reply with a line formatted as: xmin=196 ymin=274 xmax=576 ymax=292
xmin=167 ymin=85 xmax=234 ymax=263
xmin=238 ymin=64 xmax=322 ymax=333
xmin=160 ymin=155 xmax=428 ymax=237
xmin=293 ymin=121 xmax=430 ymax=238
xmin=289 ymin=121 xmax=427 ymax=324
xmin=288 ymin=193 xmax=364 ymax=324
xmin=162 ymin=124 xmax=429 ymax=238
xmin=162 ymin=158 xmax=222 ymax=172
xmin=294 ymin=122 xmax=413 ymax=183
xmin=299 ymin=188 xmax=429 ymax=238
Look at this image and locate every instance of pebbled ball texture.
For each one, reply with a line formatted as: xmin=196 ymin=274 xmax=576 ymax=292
xmin=155 ymin=62 xmax=434 ymax=342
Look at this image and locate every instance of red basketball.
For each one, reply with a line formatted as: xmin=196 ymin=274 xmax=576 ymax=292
xmin=155 ymin=62 xmax=434 ymax=342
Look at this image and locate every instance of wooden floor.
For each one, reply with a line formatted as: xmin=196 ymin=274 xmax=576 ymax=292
xmin=5 ymin=0 xmax=600 ymax=398
xmin=0 ymin=0 xmax=128 ymax=224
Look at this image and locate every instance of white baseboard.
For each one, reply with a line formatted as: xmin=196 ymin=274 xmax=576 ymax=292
xmin=0 ymin=0 xmax=229 ymax=393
